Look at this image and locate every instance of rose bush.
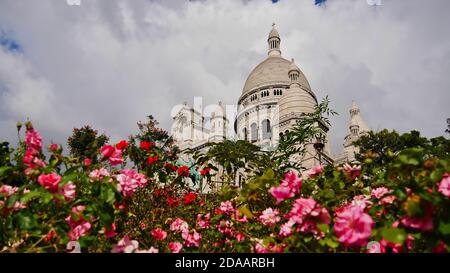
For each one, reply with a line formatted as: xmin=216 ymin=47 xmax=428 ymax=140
xmin=0 ymin=111 xmax=449 ymax=253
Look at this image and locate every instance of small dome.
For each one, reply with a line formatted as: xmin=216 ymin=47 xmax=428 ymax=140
xmin=278 ymin=86 xmax=317 ymax=120
xmin=289 ymin=58 xmax=300 ymax=73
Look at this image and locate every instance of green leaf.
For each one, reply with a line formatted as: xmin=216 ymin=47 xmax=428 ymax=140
xmin=317 ymin=223 xmax=329 ymax=233
xmin=17 ymin=214 xmax=36 ymax=230
xmin=381 ymin=228 xmax=406 ymax=244
xmin=100 ymin=186 xmax=116 ymax=205
xmin=5 ymin=194 xmax=19 ymax=208
xmin=20 ymin=191 xmax=41 ymax=203
xmin=0 ymin=166 xmax=12 ymax=177
xmin=325 ymin=238 xmax=339 ymax=248
xmin=438 ymin=221 xmax=450 ymax=235
xmin=238 ymin=206 xmax=254 ymax=219
xmin=430 ymin=169 xmax=444 ymax=183
xmin=40 ymin=192 xmax=54 ymax=204
xmin=61 ymin=173 xmax=78 ymax=185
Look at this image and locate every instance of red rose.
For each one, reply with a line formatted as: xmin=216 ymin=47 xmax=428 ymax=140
xmin=164 ymin=163 xmax=178 ymax=171
xmin=115 ymin=140 xmax=128 ymax=150
xmin=177 ymin=166 xmax=189 ymax=177
xmin=44 ymin=230 xmax=57 ymax=242
xmin=140 ymin=141 xmax=154 ymax=151
xmin=167 ymin=196 xmax=180 ymax=206
xmin=100 ymin=145 xmax=115 ymax=158
xmin=49 ymin=143 xmax=59 ymax=152
xmin=183 ymin=193 xmax=197 ymax=205
xmin=84 ymin=158 xmax=92 ymax=166
xmin=147 ymin=156 xmax=159 ymax=165
xmin=200 ymin=168 xmax=212 ymax=176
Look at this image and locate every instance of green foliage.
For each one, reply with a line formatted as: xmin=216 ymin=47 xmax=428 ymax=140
xmin=67 ymin=125 xmax=109 ymax=162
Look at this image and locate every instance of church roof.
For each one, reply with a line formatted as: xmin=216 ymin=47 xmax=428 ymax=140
xmin=242 ymin=56 xmax=311 ymax=95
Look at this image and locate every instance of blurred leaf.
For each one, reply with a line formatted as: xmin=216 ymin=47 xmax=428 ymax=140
xmin=381 ymin=228 xmax=406 ymax=244
xmin=238 ymin=206 xmax=254 ymax=219
xmin=438 ymin=221 xmax=450 ymax=235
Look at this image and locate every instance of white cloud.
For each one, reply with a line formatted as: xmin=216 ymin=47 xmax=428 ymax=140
xmin=0 ymin=0 xmax=448 ymax=155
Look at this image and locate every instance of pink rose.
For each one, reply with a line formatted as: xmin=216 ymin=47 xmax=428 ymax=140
xmin=151 ymin=228 xmax=167 ymax=241
xmin=400 ymin=204 xmax=434 ymax=231
xmin=235 ymin=233 xmax=245 ymax=242
xmin=59 ymin=182 xmax=76 ymax=201
xmin=218 ymin=201 xmax=234 ymax=214
xmin=37 ymin=173 xmax=62 ymax=192
xmin=305 ymin=165 xmax=324 ymax=178
xmin=112 ymin=235 xmax=139 ymax=253
xmin=108 ymin=149 xmax=124 ymax=166
xmin=438 ymin=173 xmax=450 ymax=198
xmin=184 ymin=230 xmax=201 ymax=248
xmin=343 ymin=163 xmax=361 ymax=180
xmin=168 ymin=242 xmax=183 ymax=253
xmin=269 ymin=171 xmax=302 ymax=204
xmin=170 ymin=218 xmax=189 ymax=233
xmin=371 ymin=187 xmax=391 ymax=199
xmin=258 ymin=208 xmax=281 ymax=227
xmin=25 ymin=128 xmax=43 ymax=150
xmin=0 ymin=185 xmax=18 ymax=197
xmin=334 ymin=206 xmax=374 ymax=247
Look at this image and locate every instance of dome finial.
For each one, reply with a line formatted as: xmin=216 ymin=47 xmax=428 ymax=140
xmin=268 ymin=24 xmax=281 ymax=57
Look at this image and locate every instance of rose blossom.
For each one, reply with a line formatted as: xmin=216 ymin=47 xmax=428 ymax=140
xmin=269 ymin=171 xmax=302 ymax=204
xmin=108 ymin=149 xmax=124 ymax=166
xmin=65 ymin=206 xmax=91 ymax=241
xmin=334 ymin=206 xmax=374 ymax=247
xmin=25 ymin=128 xmax=43 ymax=150
xmin=37 ymin=173 xmax=61 ymax=192
xmin=279 ymin=220 xmax=295 ymax=237
xmin=135 ymin=247 xmax=159 ymax=253
xmin=115 ymin=140 xmax=128 ymax=150
xmin=84 ymin=158 xmax=92 ymax=166
xmin=438 ymin=173 xmax=450 ymax=198
xmin=170 ymin=218 xmax=189 ymax=233
xmin=49 ymin=143 xmax=59 ymax=152
xmin=168 ymin=242 xmax=183 ymax=253
xmin=235 ymin=233 xmax=245 ymax=242
xmin=59 ymin=182 xmax=76 ymax=201
xmin=111 ymin=235 xmax=139 ymax=253
xmin=184 ymin=230 xmax=201 ymax=247
xmin=343 ymin=163 xmax=361 ymax=180
xmin=151 ymin=228 xmax=167 ymax=241
xmin=197 ymin=213 xmax=210 ymax=229
xmin=400 ymin=204 xmax=434 ymax=231
xmin=304 ymin=165 xmax=324 ymax=178
xmin=89 ymin=168 xmax=110 ymax=181
xmin=0 ymin=185 xmax=18 ymax=197
xmin=371 ymin=187 xmax=392 ymax=199
xmin=217 ymin=201 xmax=234 ymax=214
xmin=100 ymin=145 xmax=115 ymax=158
xmin=115 ymin=169 xmax=148 ymax=198
xmin=258 ymin=208 xmax=281 ymax=227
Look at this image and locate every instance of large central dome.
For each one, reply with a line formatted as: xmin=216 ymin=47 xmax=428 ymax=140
xmin=242 ymin=56 xmax=311 ymax=95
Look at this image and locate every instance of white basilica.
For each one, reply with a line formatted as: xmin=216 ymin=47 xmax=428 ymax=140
xmin=172 ymin=25 xmax=369 ymax=173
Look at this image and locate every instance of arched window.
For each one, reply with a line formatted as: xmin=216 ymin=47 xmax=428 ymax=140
xmin=251 ymin=123 xmax=258 ymax=143
xmin=243 ymin=128 xmax=248 ymax=141
xmin=262 ymin=119 xmax=271 ymax=140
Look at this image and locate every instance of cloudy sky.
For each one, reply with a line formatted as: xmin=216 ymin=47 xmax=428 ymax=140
xmin=0 ymin=0 xmax=449 ymax=155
